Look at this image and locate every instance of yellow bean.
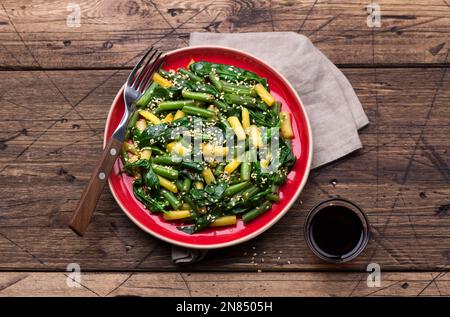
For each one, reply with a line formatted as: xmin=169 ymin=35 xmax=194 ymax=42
xmin=157 ymin=175 xmax=178 ymax=193
xmin=163 ymin=210 xmax=191 ymax=221
xmin=174 ymin=110 xmax=185 ymax=120
xmin=254 ymin=83 xmax=275 ymax=106
xmin=140 ymin=149 xmax=152 ymax=160
xmin=194 ymin=181 xmax=204 ymax=189
xmin=162 ymin=112 xmax=174 ymax=123
xmin=248 ymin=125 xmax=263 ymax=148
xmin=181 ymin=203 xmax=191 ymax=210
xmin=166 ymin=142 xmax=189 ymax=156
xmin=138 ymin=110 xmax=161 ymax=125
xmin=227 ymin=116 xmax=246 ymax=140
xmin=123 ymin=142 xmax=139 ymax=155
xmin=241 ymin=107 xmax=250 ymax=132
xmin=202 ymin=167 xmax=216 ymax=185
xmin=135 ymin=118 xmax=147 ymax=132
xmin=201 ymin=143 xmax=229 ymax=157
xmin=224 ymin=158 xmax=241 ymax=174
xmin=210 ymin=215 xmax=237 ymax=227
xmin=280 ymin=112 xmax=294 ymax=139
xmin=153 ymin=73 xmax=172 ymax=88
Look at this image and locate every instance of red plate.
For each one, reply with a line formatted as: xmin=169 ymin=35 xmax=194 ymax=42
xmin=105 ymin=46 xmax=312 ymax=249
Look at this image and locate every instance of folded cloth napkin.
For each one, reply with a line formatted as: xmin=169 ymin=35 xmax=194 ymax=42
xmin=172 ymin=32 xmax=369 ymax=265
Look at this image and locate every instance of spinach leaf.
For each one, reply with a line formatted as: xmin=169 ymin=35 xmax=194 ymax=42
xmin=133 ymin=180 xmax=166 ymax=213
xmin=143 ymin=166 xmax=159 ymax=192
xmin=253 ymin=161 xmax=288 ymax=186
xmin=279 ymin=138 xmax=296 ymax=169
xmin=136 ymin=124 xmax=172 ymax=148
xmin=177 ymin=209 xmax=223 ymax=234
xmin=189 ymin=62 xmax=268 ymax=88
xmin=124 ymin=159 xmax=160 ymax=191
xmin=186 ymin=81 xmax=219 ymax=96
xmin=189 ymin=181 xmax=227 ymax=207
xmin=124 ymin=158 xmax=150 ymax=174
xmin=248 ymin=109 xmax=280 ymax=128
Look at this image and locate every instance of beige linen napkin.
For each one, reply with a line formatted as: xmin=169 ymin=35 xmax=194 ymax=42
xmin=172 ymin=32 xmax=369 ymax=264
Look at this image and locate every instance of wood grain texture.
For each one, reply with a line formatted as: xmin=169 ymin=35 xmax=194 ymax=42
xmin=0 ymin=0 xmax=449 ymax=69
xmin=0 ymin=272 xmax=449 ymax=296
xmin=0 ymin=67 xmax=449 ymax=271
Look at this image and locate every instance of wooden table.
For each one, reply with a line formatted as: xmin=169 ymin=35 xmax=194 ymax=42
xmin=0 ymin=0 xmax=449 ymax=296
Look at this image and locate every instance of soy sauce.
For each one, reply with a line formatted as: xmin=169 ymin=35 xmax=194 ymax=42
xmin=305 ymin=199 xmax=369 ymax=263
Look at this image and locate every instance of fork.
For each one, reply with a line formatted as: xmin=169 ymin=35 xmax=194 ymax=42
xmin=69 ymin=47 xmax=164 ymax=236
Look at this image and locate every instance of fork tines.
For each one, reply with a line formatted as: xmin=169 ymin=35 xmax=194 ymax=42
xmin=127 ymin=47 xmax=165 ymax=93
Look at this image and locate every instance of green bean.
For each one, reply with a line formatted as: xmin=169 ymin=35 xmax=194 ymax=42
xmin=182 ymin=195 xmax=198 ymax=213
xmin=152 ymin=164 xmax=179 ymax=180
xmin=125 ymin=110 xmax=140 ymax=140
xmin=161 ymin=189 xmax=181 ymax=209
xmin=270 ymin=184 xmax=279 ymax=193
xmin=224 ymin=94 xmax=257 ymax=107
xmin=200 ymin=133 xmax=213 ymax=142
xmin=152 ymin=155 xmax=182 ymax=166
xmin=193 ymin=100 xmax=206 ymax=107
xmin=266 ymin=193 xmax=280 ymax=202
xmin=156 ymin=100 xmax=195 ymax=113
xmin=213 ymin=100 xmax=231 ymax=113
xmin=226 ymin=184 xmax=259 ymax=209
xmin=224 ymin=181 xmax=251 ymax=196
xmin=182 ymin=178 xmax=191 ymax=192
xmin=214 ymin=163 xmax=225 ymax=176
xmin=136 ymin=81 xmax=158 ymax=108
xmin=256 ymin=102 xmax=268 ymax=112
xmin=180 ymin=161 xmax=204 ymax=173
xmin=230 ymin=207 xmax=250 ymax=215
xmin=271 ymin=101 xmax=281 ymax=114
xmin=208 ymin=72 xmax=223 ymax=91
xmin=159 ymin=69 xmax=173 ymax=79
xmin=175 ymin=180 xmax=184 ymax=192
xmin=240 ymin=160 xmax=251 ymax=181
xmin=160 ymin=70 xmax=190 ymax=87
xmin=242 ymin=201 xmax=272 ymax=223
xmin=119 ymin=147 xmax=128 ymax=165
xmin=223 ymin=82 xmax=253 ymax=90
xmin=182 ymin=105 xmax=215 ymax=119
xmin=240 ymin=185 xmax=260 ymax=201
xmin=150 ymin=146 xmax=165 ymax=156
xmin=229 ymin=175 xmax=243 ymax=185
xmin=181 ymin=90 xmax=215 ymax=102
xmin=179 ymin=67 xmax=204 ymax=82
xmin=222 ymin=83 xmax=256 ymax=97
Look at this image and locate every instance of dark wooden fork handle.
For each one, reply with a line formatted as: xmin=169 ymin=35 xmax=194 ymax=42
xmin=69 ymin=138 xmax=122 ymax=236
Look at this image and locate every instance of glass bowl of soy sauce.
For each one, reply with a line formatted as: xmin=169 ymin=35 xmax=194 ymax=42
xmin=304 ymin=198 xmax=370 ymax=263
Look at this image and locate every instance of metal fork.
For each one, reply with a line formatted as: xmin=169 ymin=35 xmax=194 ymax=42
xmin=69 ymin=47 xmax=164 ymax=236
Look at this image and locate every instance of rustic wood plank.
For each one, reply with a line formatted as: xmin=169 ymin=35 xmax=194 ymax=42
xmin=0 ymin=272 xmax=449 ymax=296
xmin=0 ymin=0 xmax=449 ymax=69
xmin=0 ymin=66 xmax=449 ymax=271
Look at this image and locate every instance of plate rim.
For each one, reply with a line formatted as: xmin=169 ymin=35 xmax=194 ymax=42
xmin=105 ymin=45 xmax=313 ymax=249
